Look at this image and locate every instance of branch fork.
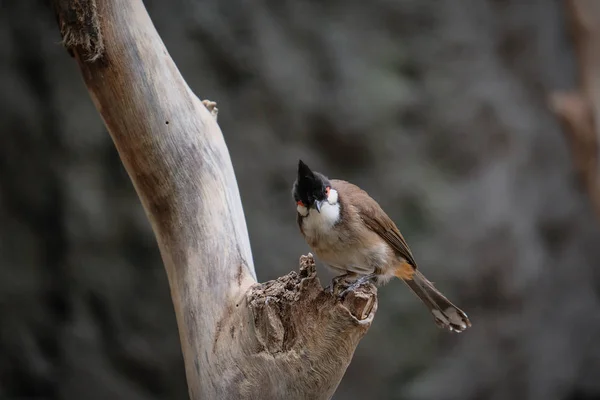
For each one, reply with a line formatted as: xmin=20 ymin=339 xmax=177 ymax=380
xmin=51 ymin=0 xmax=378 ymax=398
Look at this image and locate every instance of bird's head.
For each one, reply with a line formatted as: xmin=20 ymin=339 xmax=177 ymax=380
xmin=292 ymin=160 xmax=336 ymax=215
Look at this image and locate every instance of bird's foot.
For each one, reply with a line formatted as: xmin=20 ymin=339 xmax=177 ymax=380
xmin=338 ymin=273 xmax=377 ymax=299
xmin=326 ymin=273 xmax=354 ymax=293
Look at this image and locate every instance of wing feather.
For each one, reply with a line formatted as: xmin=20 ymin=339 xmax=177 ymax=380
xmin=332 ymin=179 xmax=418 ymax=268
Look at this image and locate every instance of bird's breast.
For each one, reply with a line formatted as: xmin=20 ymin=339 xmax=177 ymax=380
xmin=301 ymin=205 xmax=394 ymax=275
xmin=301 ymin=202 xmax=341 ymax=237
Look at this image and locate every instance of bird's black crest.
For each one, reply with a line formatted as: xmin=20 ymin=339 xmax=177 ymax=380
xmin=293 ymin=160 xmax=330 ymax=207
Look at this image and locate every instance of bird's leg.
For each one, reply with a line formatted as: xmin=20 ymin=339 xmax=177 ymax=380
xmin=339 ymin=273 xmax=378 ymax=298
xmin=332 ymin=272 xmax=354 ymax=286
xmin=327 ymin=272 xmax=355 ymax=293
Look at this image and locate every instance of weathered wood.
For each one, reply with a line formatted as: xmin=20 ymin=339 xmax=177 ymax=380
xmin=551 ymin=0 xmax=600 ymax=219
xmin=51 ymin=0 xmax=377 ymax=398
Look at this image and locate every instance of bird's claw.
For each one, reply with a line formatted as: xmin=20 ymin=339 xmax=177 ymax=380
xmin=331 ymin=274 xmax=349 ymax=287
xmin=337 ymin=274 xmax=377 ymax=299
xmin=338 ymin=283 xmax=362 ymax=299
xmin=338 ymin=286 xmax=354 ymax=299
xmin=326 ymin=273 xmax=352 ymax=294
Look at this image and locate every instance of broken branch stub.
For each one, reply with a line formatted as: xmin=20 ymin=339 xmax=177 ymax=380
xmin=213 ymin=254 xmax=377 ymax=400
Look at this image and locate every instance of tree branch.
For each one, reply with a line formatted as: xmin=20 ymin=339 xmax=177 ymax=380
xmin=51 ymin=0 xmax=377 ymax=398
xmin=551 ymin=0 xmax=600 ymax=219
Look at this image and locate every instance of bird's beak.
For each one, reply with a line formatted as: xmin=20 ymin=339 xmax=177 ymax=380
xmin=315 ymin=200 xmax=324 ymax=213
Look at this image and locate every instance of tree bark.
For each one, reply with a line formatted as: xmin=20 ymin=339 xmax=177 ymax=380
xmin=551 ymin=0 xmax=600 ymax=219
xmin=51 ymin=0 xmax=377 ymax=399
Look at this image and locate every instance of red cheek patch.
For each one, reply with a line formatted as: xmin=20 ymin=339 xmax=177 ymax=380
xmin=297 ymin=201 xmax=304 ymax=206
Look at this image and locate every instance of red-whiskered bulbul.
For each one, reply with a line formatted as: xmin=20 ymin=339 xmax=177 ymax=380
xmin=292 ymin=160 xmax=471 ymax=333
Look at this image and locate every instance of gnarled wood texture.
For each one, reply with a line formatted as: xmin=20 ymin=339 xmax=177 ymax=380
xmin=51 ymin=0 xmax=377 ymax=398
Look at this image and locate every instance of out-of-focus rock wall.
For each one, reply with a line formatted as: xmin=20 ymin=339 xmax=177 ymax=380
xmin=1 ymin=1 xmax=599 ymax=399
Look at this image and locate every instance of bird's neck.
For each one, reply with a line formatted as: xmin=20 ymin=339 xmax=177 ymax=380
xmin=299 ymin=189 xmax=341 ymax=235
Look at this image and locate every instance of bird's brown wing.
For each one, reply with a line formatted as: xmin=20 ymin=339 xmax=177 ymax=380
xmin=332 ymin=179 xmax=418 ymax=268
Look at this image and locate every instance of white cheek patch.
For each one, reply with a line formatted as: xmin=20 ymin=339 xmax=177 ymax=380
xmin=327 ymin=188 xmax=338 ymax=205
xmin=319 ymin=202 xmax=340 ymax=226
xmin=297 ymin=204 xmax=309 ymax=217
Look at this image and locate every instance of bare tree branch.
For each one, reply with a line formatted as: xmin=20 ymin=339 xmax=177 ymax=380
xmin=551 ymin=0 xmax=600 ymax=219
xmin=51 ymin=0 xmax=377 ymax=398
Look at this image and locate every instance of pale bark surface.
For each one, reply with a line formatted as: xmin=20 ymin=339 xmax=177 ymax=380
xmin=51 ymin=0 xmax=377 ymax=399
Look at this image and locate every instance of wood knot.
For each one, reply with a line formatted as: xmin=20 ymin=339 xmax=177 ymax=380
xmin=201 ymin=99 xmax=219 ymax=120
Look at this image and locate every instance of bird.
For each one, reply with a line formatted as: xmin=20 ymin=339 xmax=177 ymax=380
xmin=292 ymin=159 xmax=471 ymax=333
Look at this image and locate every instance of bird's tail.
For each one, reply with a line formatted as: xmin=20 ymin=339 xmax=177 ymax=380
xmin=403 ymin=270 xmax=471 ymax=332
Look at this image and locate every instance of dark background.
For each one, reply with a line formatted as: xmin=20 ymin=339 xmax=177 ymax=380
xmin=2 ymin=0 xmax=600 ymax=399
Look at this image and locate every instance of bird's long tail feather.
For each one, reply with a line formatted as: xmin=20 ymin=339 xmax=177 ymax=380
xmin=403 ymin=270 xmax=471 ymax=332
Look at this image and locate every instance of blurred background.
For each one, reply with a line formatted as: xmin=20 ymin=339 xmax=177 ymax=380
xmin=2 ymin=0 xmax=600 ymax=399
